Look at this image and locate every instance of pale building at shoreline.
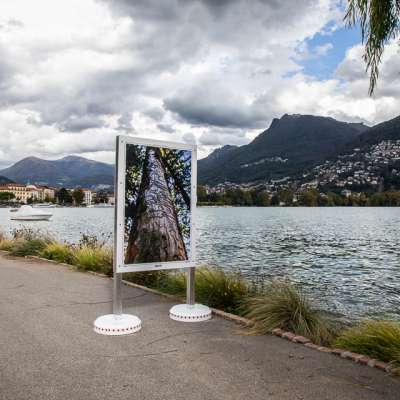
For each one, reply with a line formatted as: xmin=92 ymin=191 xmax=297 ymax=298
xmin=0 ymin=183 xmax=55 ymax=203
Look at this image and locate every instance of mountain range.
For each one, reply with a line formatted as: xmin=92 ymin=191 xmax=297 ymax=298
xmin=0 ymin=156 xmax=114 ymax=189
xmin=1 ymin=113 xmax=399 ymax=189
xmin=198 ymin=114 xmax=372 ymax=185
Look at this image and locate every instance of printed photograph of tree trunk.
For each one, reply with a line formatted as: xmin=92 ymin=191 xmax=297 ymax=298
xmin=124 ymin=144 xmax=192 ymax=264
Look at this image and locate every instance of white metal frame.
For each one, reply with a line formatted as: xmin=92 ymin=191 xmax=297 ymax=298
xmin=115 ymin=135 xmax=197 ymax=274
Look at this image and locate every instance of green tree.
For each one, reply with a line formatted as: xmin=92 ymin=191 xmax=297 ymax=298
xmin=0 ymin=192 xmax=15 ymax=202
xmin=95 ymin=190 xmax=109 ymax=204
xmin=347 ymin=194 xmax=356 ymax=206
xmin=359 ymin=192 xmax=369 ymax=206
xmin=270 ymin=194 xmax=279 ymax=206
xmin=57 ymin=188 xmax=72 ymax=205
xmin=327 ymin=192 xmax=343 ymax=206
xmin=72 ymin=189 xmax=85 ymax=206
xmin=368 ymin=192 xmax=386 ymax=206
xmin=279 ymin=189 xmax=294 ymax=205
xmin=386 ymin=190 xmax=400 ymax=206
xmin=299 ymin=189 xmax=320 ymax=206
xmin=345 ymin=0 xmax=400 ymax=94
xmin=197 ymin=185 xmax=208 ymax=202
xmin=208 ymin=192 xmax=220 ymax=203
xmin=250 ymin=190 xmax=270 ymax=206
xmin=242 ymin=190 xmax=253 ymax=206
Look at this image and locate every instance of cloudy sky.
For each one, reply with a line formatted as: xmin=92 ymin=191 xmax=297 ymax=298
xmin=0 ymin=0 xmax=399 ymax=168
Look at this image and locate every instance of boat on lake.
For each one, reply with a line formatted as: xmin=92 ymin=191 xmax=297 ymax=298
xmin=33 ymin=203 xmax=55 ymax=208
xmin=10 ymin=205 xmax=52 ymax=221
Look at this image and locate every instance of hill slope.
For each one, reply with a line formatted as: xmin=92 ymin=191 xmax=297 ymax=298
xmin=199 ymin=114 xmax=369 ymax=185
xmin=0 ymin=156 xmax=114 ymax=188
xmin=343 ymin=114 xmax=400 ymax=152
xmin=0 ymin=175 xmax=13 ymax=185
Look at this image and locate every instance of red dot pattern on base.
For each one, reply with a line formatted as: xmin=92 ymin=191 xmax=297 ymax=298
xmin=94 ymin=324 xmax=141 ymax=333
xmin=170 ymin=312 xmax=210 ymax=320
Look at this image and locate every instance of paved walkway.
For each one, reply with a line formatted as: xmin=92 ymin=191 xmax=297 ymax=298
xmin=0 ymin=253 xmax=399 ymax=400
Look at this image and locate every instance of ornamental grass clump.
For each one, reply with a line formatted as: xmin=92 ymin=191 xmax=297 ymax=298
xmin=8 ymin=229 xmax=52 ymax=257
xmin=335 ymin=320 xmax=400 ymax=368
xmin=72 ymin=245 xmax=112 ymax=275
xmin=148 ymin=267 xmax=249 ymax=312
xmin=0 ymin=233 xmax=14 ymax=251
xmin=9 ymin=238 xmax=50 ymax=257
xmin=194 ymin=267 xmax=249 ymax=313
xmin=241 ymin=281 xmax=334 ymax=345
xmin=40 ymin=242 xmax=74 ymax=264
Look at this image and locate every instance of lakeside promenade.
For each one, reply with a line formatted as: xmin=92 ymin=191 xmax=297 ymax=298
xmin=0 ymin=254 xmax=399 ymax=400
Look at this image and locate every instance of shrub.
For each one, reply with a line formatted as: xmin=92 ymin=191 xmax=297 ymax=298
xmin=0 ymin=238 xmax=14 ymax=251
xmin=40 ymin=242 xmax=74 ymax=264
xmin=194 ymin=267 xmax=249 ymax=313
xmin=9 ymin=237 xmax=50 ymax=257
xmin=72 ymin=245 xmax=112 ymax=275
xmin=335 ymin=320 xmax=400 ymax=367
xmin=6 ymin=228 xmax=52 ymax=257
xmin=153 ymin=267 xmax=249 ymax=312
xmin=241 ymin=281 xmax=335 ymax=345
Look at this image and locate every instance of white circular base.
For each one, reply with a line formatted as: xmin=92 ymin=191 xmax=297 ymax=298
xmin=169 ymin=303 xmax=212 ymax=322
xmin=94 ymin=314 xmax=141 ymax=335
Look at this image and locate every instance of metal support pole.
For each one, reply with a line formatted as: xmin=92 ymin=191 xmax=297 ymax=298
xmin=113 ymin=136 xmax=123 ymax=316
xmin=113 ymin=273 xmax=123 ymax=315
xmin=187 ymin=267 xmax=195 ymax=306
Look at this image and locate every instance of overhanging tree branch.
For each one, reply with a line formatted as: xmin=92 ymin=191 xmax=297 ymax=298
xmin=345 ymin=0 xmax=400 ymax=95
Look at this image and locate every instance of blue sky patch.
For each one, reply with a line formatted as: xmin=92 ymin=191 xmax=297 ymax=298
xmin=299 ymin=25 xmax=362 ymax=80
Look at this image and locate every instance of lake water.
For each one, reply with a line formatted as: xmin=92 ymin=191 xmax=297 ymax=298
xmin=1 ymin=207 xmax=399 ymax=319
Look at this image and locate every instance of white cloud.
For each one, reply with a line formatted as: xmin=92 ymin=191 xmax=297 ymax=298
xmin=314 ymin=42 xmax=333 ymax=56
xmin=0 ymin=0 xmax=398 ymax=169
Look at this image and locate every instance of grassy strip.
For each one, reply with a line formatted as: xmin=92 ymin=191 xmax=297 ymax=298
xmin=72 ymin=245 xmax=113 ymax=276
xmin=1 ymin=229 xmax=400 ymax=368
xmin=335 ymin=320 xmax=400 ymax=368
xmin=40 ymin=242 xmax=74 ymax=264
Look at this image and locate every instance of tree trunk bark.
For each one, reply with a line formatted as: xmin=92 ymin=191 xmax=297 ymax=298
xmin=125 ymin=149 xmax=187 ymax=264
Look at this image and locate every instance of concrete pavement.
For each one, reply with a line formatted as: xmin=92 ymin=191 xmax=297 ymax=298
xmin=0 ymin=253 xmax=399 ymax=400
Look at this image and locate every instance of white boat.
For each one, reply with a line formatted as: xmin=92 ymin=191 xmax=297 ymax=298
xmin=10 ymin=205 xmax=53 ymax=221
xmin=33 ymin=203 xmax=55 ymax=208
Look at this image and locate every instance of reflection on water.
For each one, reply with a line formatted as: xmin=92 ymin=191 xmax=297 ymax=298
xmin=0 ymin=206 xmax=399 ymax=319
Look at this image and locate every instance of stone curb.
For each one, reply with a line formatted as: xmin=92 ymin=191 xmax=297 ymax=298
xmin=271 ymin=328 xmax=398 ymax=375
xmin=0 ymin=250 xmax=397 ymax=375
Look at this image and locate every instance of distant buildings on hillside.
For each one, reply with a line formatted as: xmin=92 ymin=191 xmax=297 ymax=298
xmin=203 ymin=139 xmax=400 ymax=197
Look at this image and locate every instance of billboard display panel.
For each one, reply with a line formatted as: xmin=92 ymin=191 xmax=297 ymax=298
xmin=115 ymin=136 xmax=196 ymax=273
